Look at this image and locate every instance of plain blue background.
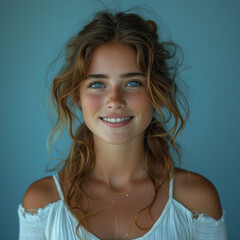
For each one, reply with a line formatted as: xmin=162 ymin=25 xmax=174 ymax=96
xmin=1 ymin=0 xmax=239 ymax=239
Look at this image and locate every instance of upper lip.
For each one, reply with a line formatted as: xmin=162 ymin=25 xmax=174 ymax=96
xmin=100 ymin=115 xmax=133 ymax=118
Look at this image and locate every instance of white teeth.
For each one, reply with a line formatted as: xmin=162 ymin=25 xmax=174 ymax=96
xmin=102 ymin=117 xmax=131 ymax=123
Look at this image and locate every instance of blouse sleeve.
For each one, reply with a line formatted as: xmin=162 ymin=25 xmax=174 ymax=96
xmin=192 ymin=211 xmax=227 ymax=240
xmin=18 ymin=204 xmax=46 ymax=240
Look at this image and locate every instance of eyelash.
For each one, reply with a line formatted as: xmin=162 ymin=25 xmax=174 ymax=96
xmin=126 ymin=81 xmax=142 ymax=87
xmin=88 ymin=81 xmax=142 ymax=89
xmin=89 ymin=82 xmax=105 ymax=89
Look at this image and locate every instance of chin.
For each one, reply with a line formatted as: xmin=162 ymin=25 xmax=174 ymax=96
xmin=95 ymin=132 xmax=145 ymax=146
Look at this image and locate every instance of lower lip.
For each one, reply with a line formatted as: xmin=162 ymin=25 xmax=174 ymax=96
xmin=100 ymin=118 xmax=133 ymax=128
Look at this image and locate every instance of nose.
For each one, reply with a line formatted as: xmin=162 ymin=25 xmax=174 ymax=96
xmin=106 ymin=87 xmax=126 ymax=110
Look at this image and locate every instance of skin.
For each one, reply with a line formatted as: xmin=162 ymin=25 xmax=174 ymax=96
xmin=77 ymin=42 xmax=153 ymax=188
xmin=22 ymin=42 xmax=222 ymax=239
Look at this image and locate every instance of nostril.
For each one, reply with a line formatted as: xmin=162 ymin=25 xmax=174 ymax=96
xmin=107 ymin=105 xmax=123 ymax=109
xmin=106 ymin=98 xmax=125 ymax=109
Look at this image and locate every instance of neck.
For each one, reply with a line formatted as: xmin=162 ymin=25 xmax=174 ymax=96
xmin=89 ymin=135 xmax=148 ymax=190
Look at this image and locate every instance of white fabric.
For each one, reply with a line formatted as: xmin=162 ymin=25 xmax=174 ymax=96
xmin=18 ymin=173 xmax=227 ymax=240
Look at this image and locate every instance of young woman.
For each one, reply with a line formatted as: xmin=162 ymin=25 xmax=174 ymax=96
xmin=18 ymin=11 xmax=227 ymax=240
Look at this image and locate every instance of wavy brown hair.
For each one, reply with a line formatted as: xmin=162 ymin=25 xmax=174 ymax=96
xmin=48 ymin=11 xmax=189 ymax=238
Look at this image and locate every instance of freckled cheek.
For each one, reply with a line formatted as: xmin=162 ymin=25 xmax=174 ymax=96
xmin=81 ymin=94 xmax=103 ymax=113
xmin=128 ymin=93 xmax=153 ymax=114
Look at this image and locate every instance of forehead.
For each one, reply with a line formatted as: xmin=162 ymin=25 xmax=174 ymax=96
xmin=87 ymin=42 xmax=140 ymax=75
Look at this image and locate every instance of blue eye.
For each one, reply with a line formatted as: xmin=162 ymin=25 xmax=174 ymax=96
xmin=89 ymin=82 xmax=104 ymax=89
xmin=126 ymin=81 xmax=141 ymax=87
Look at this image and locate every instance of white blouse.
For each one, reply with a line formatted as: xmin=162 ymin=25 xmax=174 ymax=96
xmin=18 ymin=173 xmax=227 ymax=240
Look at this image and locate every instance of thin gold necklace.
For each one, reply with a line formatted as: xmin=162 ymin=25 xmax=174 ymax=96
xmin=105 ymin=183 xmax=153 ymax=240
xmin=109 ymin=190 xmax=132 ymax=204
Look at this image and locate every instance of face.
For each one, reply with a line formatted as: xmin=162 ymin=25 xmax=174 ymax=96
xmin=78 ymin=42 xmax=153 ymax=145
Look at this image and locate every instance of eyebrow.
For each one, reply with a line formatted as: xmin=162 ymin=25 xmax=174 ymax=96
xmin=86 ymin=72 xmax=145 ymax=80
xmin=86 ymin=74 xmax=108 ymax=79
xmin=120 ymin=72 xmax=145 ymax=78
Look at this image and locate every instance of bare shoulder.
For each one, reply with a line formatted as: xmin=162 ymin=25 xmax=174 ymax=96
xmin=173 ymin=168 xmax=222 ymax=220
xmin=22 ymin=176 xmax=60 ymax=210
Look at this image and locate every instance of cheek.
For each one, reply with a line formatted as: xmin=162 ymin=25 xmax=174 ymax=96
xmin=129 ymin=93 xmax=153 ymax=113
xmin=81 ymin=94 xmax=102 ymax=114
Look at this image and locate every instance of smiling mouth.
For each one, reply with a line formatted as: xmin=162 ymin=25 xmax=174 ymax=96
xmin=100 ymin=117 xmax=133 ymax=123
